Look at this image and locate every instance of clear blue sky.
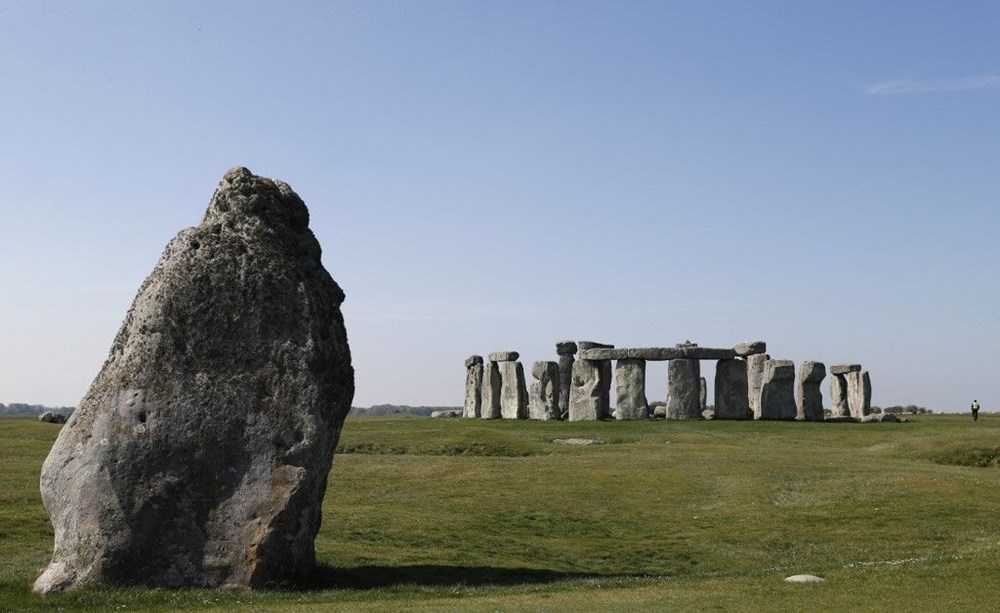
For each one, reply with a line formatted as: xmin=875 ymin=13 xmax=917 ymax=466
xmin=2 ymin=1 xmax=998 ymax=411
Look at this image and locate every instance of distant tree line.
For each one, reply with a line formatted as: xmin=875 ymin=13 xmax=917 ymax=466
xmin=0 ymin=403 xmax=75 ymax=417
xmin=870 ymin=405 xmax=933 ymax=415
xmin=350 ymin=404 xmax=462 ymax=417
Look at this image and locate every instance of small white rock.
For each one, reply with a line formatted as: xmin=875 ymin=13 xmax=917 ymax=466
xmin=784 ymin=574 xmax=825 ymax=583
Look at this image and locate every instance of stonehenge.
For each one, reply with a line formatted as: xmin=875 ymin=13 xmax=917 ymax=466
xmin=464 ymin=340 xmax=872 ymax=423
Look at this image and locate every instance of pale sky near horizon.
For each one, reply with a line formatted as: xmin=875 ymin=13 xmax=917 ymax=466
xmin=2 ymin=1 xmax=998 ymax=412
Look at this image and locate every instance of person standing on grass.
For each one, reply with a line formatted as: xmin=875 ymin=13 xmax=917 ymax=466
xmin=971 ymin=399 xmax=980 ymax=421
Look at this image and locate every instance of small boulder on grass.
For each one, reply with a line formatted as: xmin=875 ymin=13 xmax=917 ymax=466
xmin=38 ymin=412 xmax=67 ymax=424
xmin=784 ymin=574 xmax=825 ymax=583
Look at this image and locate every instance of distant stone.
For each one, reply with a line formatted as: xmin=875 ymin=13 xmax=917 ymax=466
xmin=746 ymin=353 xmax=770 ymax=418
xmin=829 ymin=373 xmax=849 ymax=418
xmin=796 ymin=361 xmax=826 ymax=422
xmin=38 ymin=412 xmax=67 ymax=424
xmin=699 ymin=376 xmax=707 ymax=411
xmin=681 ymin=347 xmax=736 ymax=360
xmin=614 ymin=359 xmax=648 ymax=420
xmin=34 ymin=167 xmax=354 ymax=594
xmin=464 ymin=355 xmax=484 ymax=368
xmin=784 ymin=574 xmax=825 ymax=584
xmin=553 ymin=438 xmax=605 ymax=445
xmin=431 ymin=410 xmax=462 ymax=418
xmin=529 ymin=361 xmax=561 ymax=420
xmin=829 ymin=364 xmax=861 ymax=375
xmin=734 ymin=340 xmax=767 ymax=356
xmin=861 ymin=413 xmax=901 ymax=423
xmin=568 ymin=359 xmax=607 ymax=421
xmin=759 ymin=359 xmax=796 ymax=420
xmin=666 ymin=359 xmax=701 ymax=419
xmin=702 ymin=409 xmax=716 ymax=420
xmin=480 ymin=361 xmax=502 ymax=419
xmin=499 ymin=361 xmax=528 ymax=419
xmin=464 ymin=357 xmax=484 ymax=419
xmin=845 ymin=369 xmax=872 ymax=418
xmin=556 ymin=341 xmax=578 ymax=355
xmin=578 ymin=347 xmax=628 ymax=360
xmin=715 ymin=359 xmax=750 ymax=419
xmin=576 ymin=341 xmax=613 ymax=351
xmin=488 ymin=351 xmax=520 ymax=362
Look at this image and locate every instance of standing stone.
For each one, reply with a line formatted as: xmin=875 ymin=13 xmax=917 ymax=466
xmin=829 ymin=374 xmax=849 ymax=418
xmin=796 ymin=361 xmax=826 ymax=421
xmin=464 ymin=356 xmax=484 ymax=418
xmin=34 ymin=167 xmax=354 ymax=593
xmin=746 ymin=353 xmax=770 ymax=418
xmin=499 ymin=361 xmax=528 ymax=419
xmin=480 ymin=361 xmax=502 ymax=419
xmin=614 ymin=359 xmax=648 ymax=420
xmin=666 ymin=359 xmax=701 ymax=419
xmin=575 ymin=341 xmax=613 ymax=420
xmin=529 ymin=361 xmax=561 ymax=420
xmin=759 ymin=359 xmax=796 ymax=420
xmin=556 ymin=341 xmax=577 ymax=418
xmin=569 ymin=359 xmax=606 ymax=421
xmin=846 ymin=369 xmax=872 ymax=419
xmin=714 ymin=358 xmax=750 ymax=419
xmin=699 ymin=377 xmax=707 ymax=411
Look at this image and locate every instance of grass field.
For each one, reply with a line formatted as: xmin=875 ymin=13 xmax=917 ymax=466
xmin=2 ymin=413 xmax=999 ymax=611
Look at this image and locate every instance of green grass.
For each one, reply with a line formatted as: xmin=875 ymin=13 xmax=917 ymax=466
xmin=2 ymin=414 xmax=999 ymax=611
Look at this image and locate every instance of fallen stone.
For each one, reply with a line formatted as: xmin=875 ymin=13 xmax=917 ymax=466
xmin=464 ymin=357 xmax=484 ymax=419
xmin=829 ymin=363 xmax=861 ymax=375
xmin=431 ymin=410 xmax=462 ymax=418
xmin=702 ymin=409 xmax=716 ymax=420
xmin=861 ymin=413 xmax=901 ymax=423
xmin=529 ymin=361 xmax=561 ymax=420
xmin=666 ymin=359 xmax=701 ymax=419
xmin=614 ymin=359 xmax=648 ymax=420
xmin=759 ymin=359 xmax=796 ymax=420
xmin=733 ymin=340 xmax=767 ymax=356
xmin=553 ymin=438 xmax=605 ymax=445
xmin=464 ymin=355 xmax=483 ymax=368
xmin=34 ymin=167 xmax=354 ymax=594
xmin=784 ymin=574 xmax=825 ymax=584
xmin=499 ymin=361 xmax=528 ymax=419
xmin=488 ymin=351 xmax=520 ymax=362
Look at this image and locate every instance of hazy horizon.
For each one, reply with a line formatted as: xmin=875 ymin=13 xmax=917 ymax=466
xmin=2 ymin=2 xmax=997 ymax=413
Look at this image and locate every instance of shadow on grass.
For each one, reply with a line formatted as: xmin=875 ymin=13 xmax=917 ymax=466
xmin=302 ymin=563 xmax=642 ymax=590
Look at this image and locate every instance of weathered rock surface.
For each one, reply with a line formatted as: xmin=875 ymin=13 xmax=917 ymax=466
xmin=529 ymin=361 xmax=561 ymax=420
xmin=614 ymin=359 xmax=648 ymax=420
xmin=746 ymin=353 xmax=770 ymax=418
xmin=846 ymin=369 xmax=872 ymax=419
xmin=796 ymin=361 xmax=826 ymax=422
xmin=488 ymin=351 xmax=519 ymax=362
xmin=555 ymin=341 xmax=577 ymax=417
xmin=431 ymin=410 xmax=462 ymax=418
xmin=714 ymin=359 xmax=750 ymax=419
xmin=464 ymin=356 xmax=483 ymax=418
xmin=666 ymin=359 xmax=701 ymax=419
xmin=784 ymin=574 xmax=825 ymax=584
xmin=39 ymin=411 xmax=68 ymax=424
xmin=861 ymin=412 xmax=900 ymax=423
xmin=699 ymin=377 xmax=707 ymax=411
xmin=829 ymin=374 xmax=849 ymax=417
xmin=480 ymin=361 xmax=502 ymax=419
xmin=759 ymin=359 xmax=796 ymax=420
xmin=555 ymin=341 xmax=578 ymax=355
xmin=34 ymin=167 xmax=354 ymax=594
xmin=829 ymin=363 xmax=861 ymax=375
xmin=568 ymin=359 xmax=607 ymax=421
xmin=734 ymin=340 xmax=767 ymax=356
xmin=499 ymin=361 xmax=528 ymax=419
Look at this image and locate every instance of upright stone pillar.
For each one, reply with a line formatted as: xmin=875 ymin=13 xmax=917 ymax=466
xmin=796 ymin=361 xmax=826 ymax=421
xmin=490 ymin=351 xmax=527 ymax=419
xmin=480 ymin=360 xmax=502 ymax=419
xmin=746 ymin=353 xmax=770 ymax=419
xmin=715 ymin=358 xmax=750 ymax=419
xmin=699 ymin=377 xmax=707 ymax=412
xmin=556 ymin=341 xmax=577 ymax=418
xmin=464 ymin=355 xmax=484 ymax=418
xmin=529 ymin=361 xmax=561 ymax=420
xmin=829 ymin=364 xmax=859 ymax=418
xmin=666 ymin=359 xmax=701 ymax=419
xmin=569 ymin=341 xmax=612 ymax=420
xmin=846 ymin=368 xmax=872 ymax=419
xmin=614 ymin=359 xmax=648 ymax=420
xmin=759 ymin=359 xmax=796 ymax=420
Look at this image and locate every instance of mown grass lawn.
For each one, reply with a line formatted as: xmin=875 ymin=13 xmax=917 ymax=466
xmin=2 ymin=413 xmax=999 ymax=611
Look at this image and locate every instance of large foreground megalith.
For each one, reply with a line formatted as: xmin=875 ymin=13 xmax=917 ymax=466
xmin=35 ymin=168 xmax=354 ymax=593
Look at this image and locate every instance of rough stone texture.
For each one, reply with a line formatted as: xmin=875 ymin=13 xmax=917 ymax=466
xmin=480 ymin=361 xmax=502 ymax=419
xmin=529 ymin=361 xmax=561 ymax=420
xmin=579 ymin=347 xmax=629 ymax=360
xmin=39 ymin=412 xmax=68 ymax=424
xmin=464 ymin=355 xmax=483 ymax=369
xmin=665 ymin=359 xmax=701 ymax=419
xmin=846 ymin=369 xmax=872 ymax=419
xmin=829 ymin=363 xmax=861 ymax=375
xmin=682 ymin=347 xmax=736 ymax=360
xmin=746 ymin=353 xmax=770 ymax=418
xmin=614 ymin=359 xmax=648 ymax=420
xmin=579 ymin=346 xmax=736 ymax=361
xmin=733 ymin=340 xmax=767 ymax=356
xmin=555 ymin=341 xmax=578 ymax=355
xmin=829 ymin=373 xmax=849 ymax=418
xmin=650 ymin=401 xmax=666 ymax=418
xmin=464 ymin=360 xmax=483 ymax=419
xmin=627 ymin=347 xmax=683 ymax=360
xmin=714 ymin=359 xmax=750 ymax=419
xmin=488 ymin=351 xmax=519 ymax=362
xmin=499 ymin=361 xmax=528 ymax=419
xmin=699 ymin=377 xmax=707 ymax=411
xmin=568 ymin=359 xmax=607 ymax=421
xmin=557 ymin=353 xmax=574 ymax=417
xmin=759 ymin=359 xmax=796 ymax=420
xmin=34 ymin=167 xmax=354 ymax=594
xmin=430 ymin=410 xmax=462 ymax=418
xmin=576 ymin=341 xmax=613 ymax=351
xmin=796 ymin=361 xmax=826 ymax=422
xmin=861 ymin=412 xmax=900 ymax=423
